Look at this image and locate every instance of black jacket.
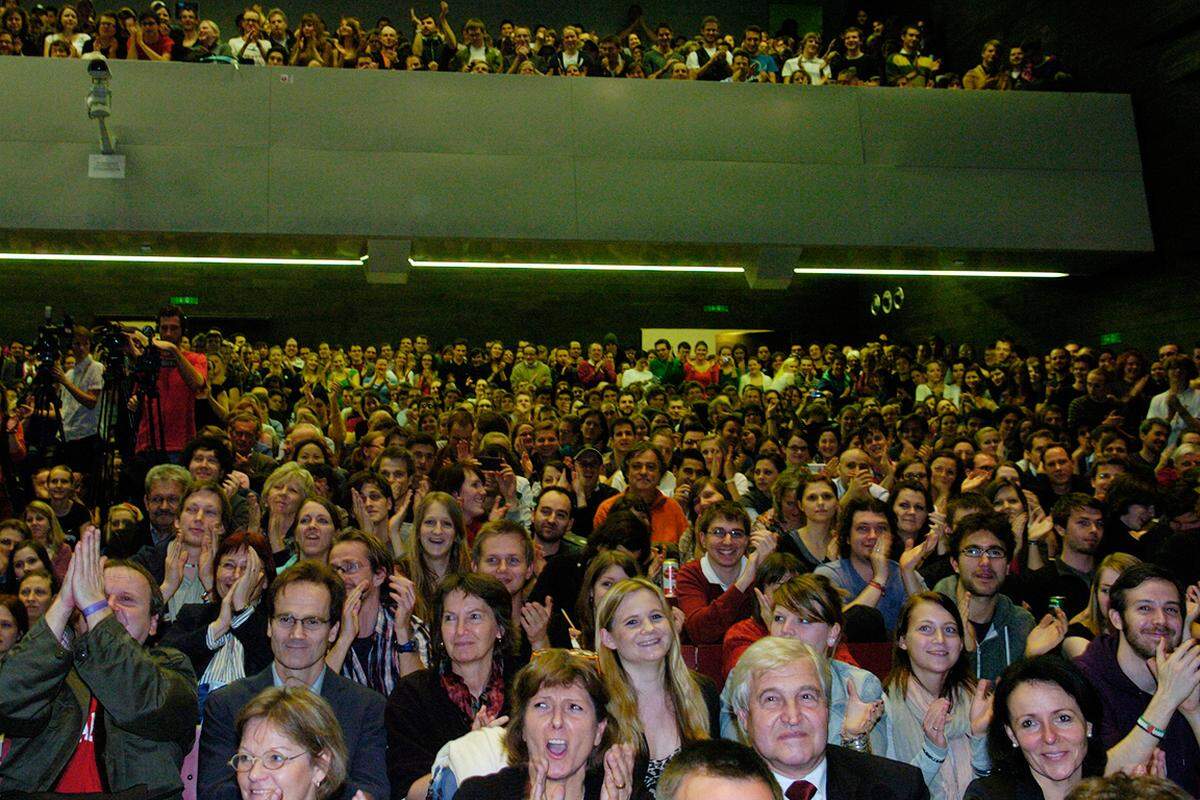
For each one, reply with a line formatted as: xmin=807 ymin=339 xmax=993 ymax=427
xmin=159 ymin=599 xmax=272 ymax=680
xmin=387 ymin=666 xmax=512 ymax=800
xmin=199 ymin=666 xmax=389 ymax=800
xmin=825 ymin=744 xmax=929 ymax=800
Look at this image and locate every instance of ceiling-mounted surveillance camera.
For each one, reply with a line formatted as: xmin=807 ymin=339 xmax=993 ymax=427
xmin=894 ymin=286 xmax=905 ymax=309
xmin=870 ymin=294 xmax=881 ymax=316
xmin=86 ymin=58 xmax=111 ymax=81
xmin=86 ymin=60 xmax=112 ymax=120
xmin=84 ymin=59 xmax=116 ymax=155
xmin=882 ymin=290 xmax=893 ymax=314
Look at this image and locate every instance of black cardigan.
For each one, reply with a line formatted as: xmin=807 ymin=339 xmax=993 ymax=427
xmin=159 ymin=599 xmax=273 ymax=680
xmin=386 ymin=666 xmax=511 ymax=800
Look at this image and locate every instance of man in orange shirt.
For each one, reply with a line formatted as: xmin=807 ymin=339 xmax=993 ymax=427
xmin=593 ymin=441 xmax=687 ymax=544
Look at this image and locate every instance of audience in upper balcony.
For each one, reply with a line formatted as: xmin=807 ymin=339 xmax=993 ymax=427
xmin=0 ymin=0 xmax=1076 ymax=90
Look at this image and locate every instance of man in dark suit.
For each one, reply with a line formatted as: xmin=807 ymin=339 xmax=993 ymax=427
xmin=198 ymin=560 xmax=389 ymax=800
xmin=727 ymin=637 xmax=929 ymax=800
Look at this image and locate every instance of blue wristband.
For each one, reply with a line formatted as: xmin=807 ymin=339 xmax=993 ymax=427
xmin=81 ymin=600 xmax=109 ymax=617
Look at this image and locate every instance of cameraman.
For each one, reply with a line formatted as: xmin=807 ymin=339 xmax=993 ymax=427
xmin=134 ymin=305 xmax=207 ymax=462
xmin=54 ymin=326 xmax=104 ymax=475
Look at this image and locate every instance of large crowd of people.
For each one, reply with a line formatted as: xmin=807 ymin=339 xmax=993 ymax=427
xmin=0 ymin=307 xmax=1197 ymax=800
xmin=0 ymin=0 xmax=1073 ymax=87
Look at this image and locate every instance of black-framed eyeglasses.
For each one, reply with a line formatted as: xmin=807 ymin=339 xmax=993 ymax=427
xmin=706 ymin=527 xmax=748 ymax=541
xmin=959 ymin=546 xmax=1006 ymax=561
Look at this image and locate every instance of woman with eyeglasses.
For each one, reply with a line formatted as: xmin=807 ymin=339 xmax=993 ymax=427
xmin=596 ymin=577 xmax=718 ymax=791
xmin=232 ymin=686 xmax=357 ymax=800
xmin=162 ymin=531 xmax=275 ymax=695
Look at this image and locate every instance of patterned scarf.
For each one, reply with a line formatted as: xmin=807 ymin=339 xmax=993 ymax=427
xmin=439 ymin=656 xmax=505 ymax=722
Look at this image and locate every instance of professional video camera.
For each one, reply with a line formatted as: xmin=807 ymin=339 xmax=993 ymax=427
xmin=90 ymin=320 xmax=161 ymax=386
xmin=28 ymin=307 xmax=75 ymax=379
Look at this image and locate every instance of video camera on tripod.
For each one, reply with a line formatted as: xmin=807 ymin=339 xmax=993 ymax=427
xmin=27 ymin=306 xmax=75 ymax=383
xmin=90 ymin=320 xmax=162 ymax=392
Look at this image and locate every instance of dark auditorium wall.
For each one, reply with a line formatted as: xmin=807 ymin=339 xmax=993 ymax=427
xmin=875 ymin=258 xmax=1200 ymax=355
xmin=0 ymin=263 xmax=877 ymax=350
xmin=4 ymin=259 xmax=1196 ymax=354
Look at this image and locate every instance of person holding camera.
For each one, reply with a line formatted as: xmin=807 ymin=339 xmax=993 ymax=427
xmin=54 ymin=325 xmax=103 ymax=476
xmin=133 ymin=305 xmax=207 ymax=461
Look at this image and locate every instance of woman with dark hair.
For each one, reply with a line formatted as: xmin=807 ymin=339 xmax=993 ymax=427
xmin=0 ymin=593 xmax=28 ymax=656
xmin=572 ymin=550 xmax=640 ymax=650
xmin=42 ymin=4 xmax=90 ymax=56
xmin=682 ymin=342 xmax=721 ymax=387
xmin=772 ymin=472 xmax=838 ymax=572
xmin=290 ymin=11 xmax=333 ymax=65
xmin=964 ymin=655 xmax=1105 ymax=800
xmin=892 ymin=478 xmax=933 ymax=552
xmin=1062 ymin=552 xmax=1140 ymax=659
xmin=739 ymin=452 xmax=783 ymax=517
xmin=386 ymin=572 xmax=515 ymax=800
xmin=2 ymin=7 xmax=38 ymax=54
xmin=816 ymin=497 xmax=928 ymax=634
xmin=813 ymin=425 xmax=842 ymax=464
xmin=455 ymin=649 xmax=635 ymax=800
xmin=6 ymin=539 xmax=55 ymax=587
xmin=433 ymin=462 xmax=490 ymax=542
xmin=883 ymin=591 xmax=992 ymax=800
xmin=722 ymin=572 xmax=887 ymax=750
xmin=1096 ymin=475 xmax=1157 ymax=559
xmin=930 ymin=449 xmax=964 ymax=513
xmin=162 ymin=530 xmax=275 ymax=694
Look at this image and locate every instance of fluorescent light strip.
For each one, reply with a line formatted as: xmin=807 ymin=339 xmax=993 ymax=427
xmin=409 ymin=258 xmax=743 ymax=273
xmin=793 ymin=267 xmax=1067 ymax=278
xmin=0 ymin=252 xmax=365 ymax=266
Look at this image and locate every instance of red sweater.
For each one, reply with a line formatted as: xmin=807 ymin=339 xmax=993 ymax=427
xmin=722 ymin=617 xmax=767 ymax=680
xmin=676 ymin=559 xmax=753 ymax=645
xmin=722 ymin=615 xmax=860 ymax=680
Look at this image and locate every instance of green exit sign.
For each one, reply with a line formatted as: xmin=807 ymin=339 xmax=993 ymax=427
xmin=171 ymin=296 xmax=199 ymax=306
xmin=703 ymin=304 xmax=730 ymax=313
xmin=1100 ymin=332 xmax=1122 ymax=346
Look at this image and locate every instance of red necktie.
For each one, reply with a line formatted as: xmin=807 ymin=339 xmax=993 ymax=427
xmin=786 ymin=780 xmax=817 ymax=800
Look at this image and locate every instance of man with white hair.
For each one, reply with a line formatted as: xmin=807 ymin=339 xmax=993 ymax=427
xmin=727 ymin=637 xmax=928 ymax=800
